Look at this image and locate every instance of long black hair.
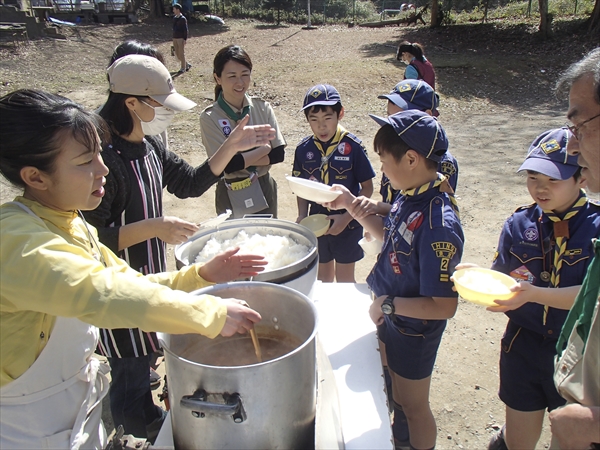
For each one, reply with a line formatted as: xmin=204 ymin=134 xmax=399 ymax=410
xmin=0 ymin=89 xmax=108 ymax=188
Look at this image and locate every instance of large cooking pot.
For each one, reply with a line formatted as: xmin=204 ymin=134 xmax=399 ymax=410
xmin=160 ymin=282 xmax=318 ymax=450
xmin=175 ymin=218 xmax=318 ymax=297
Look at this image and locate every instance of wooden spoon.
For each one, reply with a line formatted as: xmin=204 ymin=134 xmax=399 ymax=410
xmin=249 ymin=328 xmax=262 ymax=363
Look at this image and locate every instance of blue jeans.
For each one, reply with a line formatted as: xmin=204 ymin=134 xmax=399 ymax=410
xmin=108 ymin=355 xmax=162 ymax=438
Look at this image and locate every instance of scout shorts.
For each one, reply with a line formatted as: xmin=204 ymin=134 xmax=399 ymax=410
xmin=499 ymin=321 xmax=566 ymax=412
xmin=317 ymin=221 xmax=363 ymax=264
xmin=378 ymin=315 xmax=446 ymax=380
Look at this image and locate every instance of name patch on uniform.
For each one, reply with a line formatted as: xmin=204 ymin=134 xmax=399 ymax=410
xmin=524 ymin=227 xmax=538 ymax=241
xmin=565 ymin=249 xmax=582 ymax=256
xmin=306 ymin=151 xmax=315 ymax=160
xmin=389 ymin=252 xmax=402 ymax=274
xmin=334 ymin=156 xmax=350 ymax=161
xmin=335 ymin=175 xmax=348 ymax=180
xmin=337 ymin=142 xmax=351 ymax=155
xmin=510 ymin=265 xmax=534 ymax=283
xmin=218 ymin=119 xmax=232 ymax=137
xmin=431 ymin=242 xmax=457 ymax=272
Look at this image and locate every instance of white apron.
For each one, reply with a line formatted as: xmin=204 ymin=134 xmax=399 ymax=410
xmin=0 ymin=202 xmax=110 ymax=449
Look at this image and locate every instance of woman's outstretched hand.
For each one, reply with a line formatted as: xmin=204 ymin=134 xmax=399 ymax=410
xmin=199 ymin=247 xmax=267 ymax=283
xmin=229 ymin=114 xmax=276 ymax=151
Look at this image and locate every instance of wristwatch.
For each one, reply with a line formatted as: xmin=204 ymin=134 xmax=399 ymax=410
xmin=381 ymin=295 xmax=395 ymax=315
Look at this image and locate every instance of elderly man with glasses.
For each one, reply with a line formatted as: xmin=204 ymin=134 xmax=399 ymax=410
xmin=548 ymin=47 xmax=600 ymax=450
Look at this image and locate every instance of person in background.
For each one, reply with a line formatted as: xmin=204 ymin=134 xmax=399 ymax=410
xmin=292 ymin=84 xmax=375 ymax=283
xmin=397 ymin=41 xmax=436 ymax=90
xmin=548 ymin=47 xmax=600 ymax=450
xmin=172 ymin=3 xmax=190 ymax=75
xmin=200 ymin=45 xmax=286 ymax=219
xmin=456 ymin=128 xmax=599 ymax=450
xmin=107 ymin=40 xmax=170 ymax=150
xmin=0 ymin=88 xmax=265 ymax=449
xmin=324 ymin=110 xmax=463 ymax=450
xmin=85 ymin=54 xmax=275 ymax=442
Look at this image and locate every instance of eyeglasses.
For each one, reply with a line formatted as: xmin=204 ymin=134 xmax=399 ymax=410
xmin=567 ymin=112 xmax=600 ymax=140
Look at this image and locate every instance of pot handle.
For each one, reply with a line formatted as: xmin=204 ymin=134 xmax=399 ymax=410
xmin=180 ymin=389 xmax=246 ymax=423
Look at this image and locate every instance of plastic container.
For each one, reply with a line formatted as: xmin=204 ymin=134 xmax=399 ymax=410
xmin=452 ymin=268 xmax=517 ymax=307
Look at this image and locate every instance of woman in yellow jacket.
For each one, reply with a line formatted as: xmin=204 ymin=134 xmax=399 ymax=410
xmin=0 ymin=89 xmax=270 ymax=449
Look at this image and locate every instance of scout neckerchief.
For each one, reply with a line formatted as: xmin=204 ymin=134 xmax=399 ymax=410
xmin=384 ymin=173 xmax=459 ymax=252
xmin=217 ymin=92 xmax=255 ymax=172
xmin=401 ymin=173 xmax=460 ymax=219
xmin=542 ymin=189 xmax=587 ymax=325
xmin=314 ymin=125 xmax=348 ymax=185
xmin=556 ymin=237 xmax=599 ymax=357
xmin=217 ymin=92 xmax=250 ymax=122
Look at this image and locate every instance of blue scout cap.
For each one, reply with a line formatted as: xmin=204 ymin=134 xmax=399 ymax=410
xmin=378 ymin=79 xmax=439 ymax=112
xmin=518 ymin=128 xmax=579 ymax=180
xmin=302 ymin=84 xmax=341 ymax=111
xmin=369 ymin=110 xmax=448 ymax=162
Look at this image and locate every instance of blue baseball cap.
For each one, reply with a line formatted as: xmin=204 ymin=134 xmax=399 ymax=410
xmin=518 ymin=127 xmax=579 ymax=180
xmin=378 ymin=79 xmax=439 ymax=112
xmin=369 ymin=110 xmax=448 ymax=162
xmin=302 ymin=84 xmax=341 ymax=111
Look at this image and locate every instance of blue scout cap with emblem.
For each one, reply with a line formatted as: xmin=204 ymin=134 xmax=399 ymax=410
xmin=302 ymin=84 xmax=342 ymax=111
xmin=369 ymin=110 xmax=448 ymax=162
xmin=378 ymin=79 xmax=439 ymax=112
xmin=518 ymin=127 xmax=578 ymax=180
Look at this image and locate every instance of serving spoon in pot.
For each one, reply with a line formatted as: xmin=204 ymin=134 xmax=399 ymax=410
xmin=249 ymin=328 xmax=262 ymax=363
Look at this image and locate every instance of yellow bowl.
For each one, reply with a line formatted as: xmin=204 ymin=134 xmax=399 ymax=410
xmin=300 ymin=214 xmax=330 ymax=237
xmin=452 ymin=268 xmax=517 ymax=307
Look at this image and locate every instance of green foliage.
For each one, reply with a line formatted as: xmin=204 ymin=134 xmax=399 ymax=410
xmin=206 ymin=0 xmax=594 ymax=24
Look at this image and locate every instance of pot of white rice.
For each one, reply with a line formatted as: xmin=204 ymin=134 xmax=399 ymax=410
xmin=175 ymin=218 xmax=318 ymax=297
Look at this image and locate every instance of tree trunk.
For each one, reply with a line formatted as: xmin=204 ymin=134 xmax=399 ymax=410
xmin=538 ymin=0 xmax=548 ymax=38
xmin=589 ymin=0 xmax=600 ymax=33
xmin=431 ymin=0 xmax=440 ymax=27
xmin=149 ymin=0 xmax=163 ymax=16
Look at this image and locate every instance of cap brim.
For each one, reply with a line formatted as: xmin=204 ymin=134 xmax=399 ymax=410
xmin=517 ymin=157 xmax=578 ymax=180
xmin=301 ymin=100 xmax=339 ymax=111
xmin=378 ymin=93 xmax=410 ymax=110
xmin=150 ymin=92 xmax=196 ymax=111
xmin=369 ymin=114 xmax=391 ymax=127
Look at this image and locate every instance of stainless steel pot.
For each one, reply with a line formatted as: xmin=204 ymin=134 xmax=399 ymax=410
xmin=175 ymin=218 xmax=319 ymax=296
xmin=160 ymin=282 xmax=318 ymax=450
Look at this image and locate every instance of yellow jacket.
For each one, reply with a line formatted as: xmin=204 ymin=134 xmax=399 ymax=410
xmin=0 ymin=197 xmax=226 ymax=387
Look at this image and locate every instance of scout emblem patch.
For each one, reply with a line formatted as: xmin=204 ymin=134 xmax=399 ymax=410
xmin=337 ymin=142 xmax=351 ymax=155
xmin=523 ymin=227 xmax=538 ymax=242
xmin=306 ymin=151 xmax=314 ymax=160
xmin=219 ymin=119 xmax=232 ymax=137
xmin=540 ymin=139 xmax=561 ymax=154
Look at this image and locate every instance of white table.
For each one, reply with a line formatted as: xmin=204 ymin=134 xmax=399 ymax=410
xmin=155 ymin=282 xmax=392 ymax=449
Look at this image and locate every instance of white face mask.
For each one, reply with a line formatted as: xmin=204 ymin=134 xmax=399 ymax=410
xmin=136 ymin=101 xmax=175 ymax=136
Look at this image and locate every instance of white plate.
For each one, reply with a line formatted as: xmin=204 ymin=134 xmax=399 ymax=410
xmin=287 ymin=176 xmax=342 ymax=203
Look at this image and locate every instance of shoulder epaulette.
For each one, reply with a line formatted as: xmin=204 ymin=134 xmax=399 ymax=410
xmin=513 ymin=202 xmax=538 ymax=213
xmin=296 ymin=135 xmax=313 ymax=147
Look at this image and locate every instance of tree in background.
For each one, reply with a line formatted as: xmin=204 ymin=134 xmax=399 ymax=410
xmin=263 ymin=0 xmax=294 ymax=23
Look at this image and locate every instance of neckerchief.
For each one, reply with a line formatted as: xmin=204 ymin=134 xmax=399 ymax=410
xmin=556 ymin=237 xmax=599 ymax=357
xmin=542 ymin=189 xmax=588 ymax=324
xmin=401 ymin=173 xmax=459 ymax=219
xmin=314 ymin=125 xmax=348 ymax=185
xmin=218 ymin=92 xmax=250 ymax=122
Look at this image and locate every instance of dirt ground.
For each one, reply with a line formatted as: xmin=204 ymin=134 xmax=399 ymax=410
xmin=1 ymin=18 xmax=598 ymax=449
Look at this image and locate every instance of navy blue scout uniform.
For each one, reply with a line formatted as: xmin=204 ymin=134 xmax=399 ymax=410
xmin=491 ymin=128 xmax=600 ymax=413
xmin=367 ymin=112 xmax=464 ymax=381
xmin=293 ymin=85 xmax=376 ymax=264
